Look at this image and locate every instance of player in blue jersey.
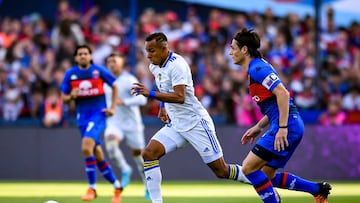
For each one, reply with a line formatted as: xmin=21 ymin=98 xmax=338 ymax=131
xmin=61 ymin=45 xmax=122 ymax=203
xmin=229 ymin=28 xmax=331 ymax=203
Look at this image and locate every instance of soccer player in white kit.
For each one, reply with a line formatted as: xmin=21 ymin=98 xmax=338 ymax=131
xmin=132 ymin=32 xmax=250 ymax=203
xmin=103 ymin=53 xmax=149 ymax=199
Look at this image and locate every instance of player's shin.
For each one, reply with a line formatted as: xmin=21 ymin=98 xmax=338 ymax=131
xmin=144 ymin=159 xmax=163 ymax=203
xmin=106 ymin=140 xmax=131 ymax=172
xmin=271 ymin=172 xmax=319 ymax=195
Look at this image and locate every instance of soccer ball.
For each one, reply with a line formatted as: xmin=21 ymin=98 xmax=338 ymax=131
xmin=44 ymin=200 xmax=58 ymax=203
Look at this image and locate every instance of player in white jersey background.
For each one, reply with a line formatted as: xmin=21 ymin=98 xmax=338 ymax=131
xmin=103 ymin=53 xmax=149 ymax=199
xmin=132 ymin=32 xmax=251 ymax=203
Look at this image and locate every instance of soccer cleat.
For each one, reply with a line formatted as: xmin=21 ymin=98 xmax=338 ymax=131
xmin=274 ymin=188 xmax=282 ymax=203
xmin=314 ymin=182 xmax=332 ymax=203
xmin=144 ymin=188 xmax=150 ymax=200
xmin=81 ymin=188 xmax=97 ymax=201
xmin=111 ymin=188 xmax=122 ymax=203
xmin=121 ymin=168 xmax=133 ymax=188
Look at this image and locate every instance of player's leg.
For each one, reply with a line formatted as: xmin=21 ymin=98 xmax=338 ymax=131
xmin=94 ymin=145 xmax=122 ymax=203
xmin=242 ymin=151 xmax=279 ymax=203
xmin=142 ymin=126 xmax=187 ymax=203
xmin=104 ymin=126 xmax=132 ymax=187
xmin=184 ymin=118 xmax=250 ymax=183
xmin=80 ymin=136 xmax=98 ymax=201
xmin=126 ymin=129 xmax=149 ymax=198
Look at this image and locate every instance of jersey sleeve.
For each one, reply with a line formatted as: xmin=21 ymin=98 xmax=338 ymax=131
xmin=99 ymin=66 xmax=116 ymax=86
xmin=171 ymin=60 xmax=188 ymax=87
xmin=249 ymin=65 xmax=281 ymax=92
xmin=61 ymin=70 xmax=71 ymax=94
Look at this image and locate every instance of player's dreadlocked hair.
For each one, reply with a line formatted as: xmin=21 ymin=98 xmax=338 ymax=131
xmin=233 ymin=28 xmax=262 ymax=58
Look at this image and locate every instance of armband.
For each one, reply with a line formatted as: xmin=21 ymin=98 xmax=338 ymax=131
xmin=160 ymin=101 xmax=165 ymax=108
xmin=279 ymin=125 xmax=288 ymax=128
xmin=149 ymin=91 xmax=156 ymax=99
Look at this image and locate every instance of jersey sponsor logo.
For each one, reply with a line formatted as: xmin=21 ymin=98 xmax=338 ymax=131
xmin=71 ymin=78 xmax=105 ymax=97
xmin=262 ymin=73 xmax=279 ymax=89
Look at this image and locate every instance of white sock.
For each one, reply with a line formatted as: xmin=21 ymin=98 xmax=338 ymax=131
xmin=228 ymin=164 xmax=250 ymax=184
xmin=236 ymin=165 xmax=250 ymax=184
xmin=105 ymin=140 xmax=132 ymax=172
xmin=113 ymin=180 xmax=121 ymax=189
xmin=144 ymin=160 xmax=162 ymax=203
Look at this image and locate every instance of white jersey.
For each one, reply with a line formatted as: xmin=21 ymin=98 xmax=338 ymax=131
xmin=149 ymin=51 xmax=210 ymax=132
xmin=104 ymin=71 xmax=147 ymax=131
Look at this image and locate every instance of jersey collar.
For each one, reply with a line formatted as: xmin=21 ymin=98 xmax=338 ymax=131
xmin=160 ymin=51 xmax=173 ymax=68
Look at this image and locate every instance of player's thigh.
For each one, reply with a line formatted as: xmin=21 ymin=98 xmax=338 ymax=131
xmin=80 ymin=120 xmax=106 ymax=145
xmin=104 ymin=122 xmax=124 ymax=141
xmin=151 ymin=125 xmax=188 ymax=154
xmin=124 ymin=129 xmax=146 ymax=150
xmin=182 ymin=118 xmax=223 ymax=164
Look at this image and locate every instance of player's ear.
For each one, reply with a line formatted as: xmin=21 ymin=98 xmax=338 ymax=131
xmin=241 ymin=46 xmax=248 ymax=54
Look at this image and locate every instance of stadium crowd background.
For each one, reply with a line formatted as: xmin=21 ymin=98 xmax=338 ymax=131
xmin=1 ymin=0 xmax=360 ymax=127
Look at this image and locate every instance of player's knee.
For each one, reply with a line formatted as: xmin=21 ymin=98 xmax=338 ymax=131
xmin=105 ymin=140 xmax=118 ymax=158
xmin=142 ymin=147 xmax=161 ymax=160
xmin=81 ymin=147 xmax=93 ymax=157
xmin=131 ymin=149 xmax=142 ymax=157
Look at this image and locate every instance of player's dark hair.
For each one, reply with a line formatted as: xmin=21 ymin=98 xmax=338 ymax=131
xmin=73 ymin=44 xmax=93 ymax=64
xmin=234 ymin=28 xmax=262 ymax=58
xmin=105 ymin=52 xmax=126 ymax=64
xmin=145 ymin=32 xmax=168 ymax=46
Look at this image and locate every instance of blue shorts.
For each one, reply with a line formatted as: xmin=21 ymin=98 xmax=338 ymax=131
xmin=78 ymin=119 xmax=106 ymax=145
xmin=252 ymin=114 xmax=304 ymax=169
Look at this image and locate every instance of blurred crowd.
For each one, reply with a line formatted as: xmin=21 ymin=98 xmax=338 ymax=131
xmin=1 ymin=0 xmax=360 ymax=127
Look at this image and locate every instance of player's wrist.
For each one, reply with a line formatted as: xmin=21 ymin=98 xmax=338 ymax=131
xmin=149 ymin=91 xmax=156 ymax=99
xmin=160 ymin=101 xmax=165 ymax=108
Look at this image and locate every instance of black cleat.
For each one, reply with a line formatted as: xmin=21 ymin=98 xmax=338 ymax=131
xmin=314 ymin=182 xmax=332 ymax=203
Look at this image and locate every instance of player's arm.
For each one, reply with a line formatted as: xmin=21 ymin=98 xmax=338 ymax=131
xmin=272 ymin=83 xmax=290 ymax=151
xmin=132 ymin=83 xmax=185 ymax=104
xmin=60 ymin=71 xmax=78 ymax=103
xmin=272 ymin=83 xmax=289 ymax=128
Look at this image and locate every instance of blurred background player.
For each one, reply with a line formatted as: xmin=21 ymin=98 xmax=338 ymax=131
xmin=132 ymin=32 xmax=252 ymax=203
xmin=61 ymin=45 xmax=122 ymax=203
xmin=104 ymin=52 xmax=149 ymax=199
xmin=229 ymin=28 xmax=331 ymax=203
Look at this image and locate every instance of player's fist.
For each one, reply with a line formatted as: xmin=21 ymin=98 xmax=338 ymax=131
xmin=102 ymin=108 xmax=115 ymax=116
xmin=70 ymin=88 xmax=79 ymax=99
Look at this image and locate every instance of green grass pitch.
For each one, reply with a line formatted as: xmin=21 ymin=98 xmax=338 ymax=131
xmin=0 ymin=181 xmax=359 ymax=203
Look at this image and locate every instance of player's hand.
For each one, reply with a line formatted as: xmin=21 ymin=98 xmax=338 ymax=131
xmin=102 ymin=107 xmax=115 ymax=116
xmin=132 ymin=83 xmax=149 ymax=96
xmin=158 ymin=108 xmax=170 ymax=124
xmin=70 ymin=87 xmax=79 ymax=99
xmin=274 ymin=128 xmax=289 ymax=152
xmin=241 ymin=125 xmax=263 ymax=144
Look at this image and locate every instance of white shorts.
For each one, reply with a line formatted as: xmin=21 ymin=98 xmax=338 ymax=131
xmin=152 ymin=118 xmax=223 ymax=164
xmin=104 ymin=123 xmax=145 ymax=150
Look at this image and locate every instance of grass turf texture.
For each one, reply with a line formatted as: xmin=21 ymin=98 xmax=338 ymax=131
xmin=0 ymin=181 xmax=359 ymax=203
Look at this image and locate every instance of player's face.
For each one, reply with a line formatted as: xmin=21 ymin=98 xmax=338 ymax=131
xmin=229 ymin=39 xmax=245 ymax=65
xmin=145 ymin=39 xmax=166 ymax=65
xmin=106 ymin=56 xmax=124 ymax=75
xmin=75 ymin=48 xmax=92 ymax=68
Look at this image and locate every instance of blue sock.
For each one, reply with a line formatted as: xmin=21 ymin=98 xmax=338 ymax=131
xmin=246 ymin=170 xmax=278 ymax=203
xmin=97 ymin=160 xmax=117 ymax=184
xmin=85 ymin=156 xmax=97 ymax=186
xmin=271 ymin=172 xmax=319 ymax=195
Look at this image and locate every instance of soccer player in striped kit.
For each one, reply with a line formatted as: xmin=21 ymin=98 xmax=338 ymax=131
xmin=229 ymin=28 xmax=331 ymax=203
xmin=103 ymin=53 xmax=149 ymax=199
xmin=132 ymin=32 xmax=251 ymax=203
xmin=61 ymin=45 xmax=122 ymax=203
